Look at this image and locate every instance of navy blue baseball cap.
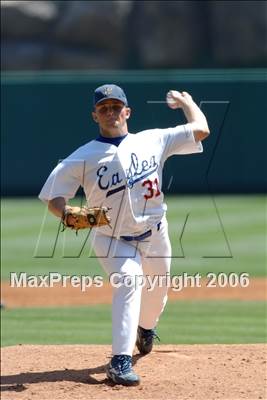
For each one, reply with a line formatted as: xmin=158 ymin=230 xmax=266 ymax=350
xmin=93 ymin=84 xmax=128 ymax=107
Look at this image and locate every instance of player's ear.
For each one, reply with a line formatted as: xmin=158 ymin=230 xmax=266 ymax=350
xmin=92 ymin=111 xmax=98 ymax=123
xmin=125 ymin=107 xmax=131 ymax=119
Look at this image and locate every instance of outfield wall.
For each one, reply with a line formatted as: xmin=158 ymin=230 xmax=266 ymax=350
xmin=1 ymin=69 xmax=266 ymax=195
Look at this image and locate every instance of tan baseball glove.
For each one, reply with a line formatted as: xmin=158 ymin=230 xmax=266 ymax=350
xmin=62 ymin=205 xmax=111 ymax=232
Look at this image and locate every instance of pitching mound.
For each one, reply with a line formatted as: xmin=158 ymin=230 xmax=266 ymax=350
xmin=1 ymin=344 xmax=266 ymax=399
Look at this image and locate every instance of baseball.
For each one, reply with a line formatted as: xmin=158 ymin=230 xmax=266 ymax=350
xmin=166 ymin=90 xmax=179 ymax=109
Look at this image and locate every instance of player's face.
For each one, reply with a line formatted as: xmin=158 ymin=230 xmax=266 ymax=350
xmin=92 ymin=99 xmax=131 ymax=137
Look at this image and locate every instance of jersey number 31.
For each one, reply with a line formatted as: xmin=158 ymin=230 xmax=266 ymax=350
xmin=142 ymin=178 xmax=161 ymax=200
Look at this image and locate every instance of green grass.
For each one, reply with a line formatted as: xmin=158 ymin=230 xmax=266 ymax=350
xmin=2 ymin=196 xmax=265 ymax=348
xmin=1 ymin=301 xmax=266 ymax=347
xmin=1 ymin=195 xmax=266 ymax=279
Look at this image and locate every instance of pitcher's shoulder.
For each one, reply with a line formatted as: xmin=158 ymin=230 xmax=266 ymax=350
xmin=68 ymin=139 xmax=108 ymax=159
xmin=131 ymin=129 xmax=162 ymax=141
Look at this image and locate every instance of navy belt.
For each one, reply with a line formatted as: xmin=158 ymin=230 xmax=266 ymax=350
xmin=121 ymin=222 xmax=161 ymax=242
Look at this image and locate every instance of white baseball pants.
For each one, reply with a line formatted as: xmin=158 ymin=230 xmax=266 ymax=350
xmin=91 ymin=217 xmax=171 ymax=356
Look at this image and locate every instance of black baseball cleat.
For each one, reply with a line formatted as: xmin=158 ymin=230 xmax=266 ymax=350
xmin=106 ymin=355 xmax=140 ymax=386
xmin=136 ymin=326 xmax=160 ymax=355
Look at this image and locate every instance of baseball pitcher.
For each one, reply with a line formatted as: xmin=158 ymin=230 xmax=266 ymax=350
xmin=39 ymin=84 xmax=210 ymax=386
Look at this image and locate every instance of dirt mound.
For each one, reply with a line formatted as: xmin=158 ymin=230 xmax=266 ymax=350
xmin=1 ymin=344 xmax=266 ymax=399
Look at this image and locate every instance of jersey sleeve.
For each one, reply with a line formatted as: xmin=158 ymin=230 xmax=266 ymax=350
xmin=160 ymin=123 xmax=203 ymax=161
xmin=38 ymin=158 xmax=85 ymax=203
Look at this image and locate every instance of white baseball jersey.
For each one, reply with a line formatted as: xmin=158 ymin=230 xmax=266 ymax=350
xmin=39 ymin=123 xmax=202 ymax=237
